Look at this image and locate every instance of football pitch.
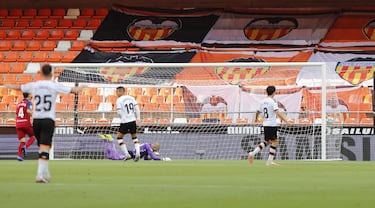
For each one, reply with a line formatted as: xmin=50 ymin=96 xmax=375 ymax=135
xmin=0 ymin=160 xmax=374 ymax=208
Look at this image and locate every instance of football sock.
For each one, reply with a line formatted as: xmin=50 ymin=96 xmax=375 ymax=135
xmin=26 ymin=137 xmax=36 ymax=148
xmin=251 ymin=142 xmax=266 ymax=155
xmin=117 ymin=138 xmax=130 ymax=157
xmin=18 ymin=142 xmax=26 ymax=157
xmin=267 ymin=145 xmax=277 ymax=161
xmin=37 ymin=152 xmax=49 ymax=179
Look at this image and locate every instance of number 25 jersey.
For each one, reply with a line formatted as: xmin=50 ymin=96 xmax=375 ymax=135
xmin=21 ymin=80 xmax=72 ymax=120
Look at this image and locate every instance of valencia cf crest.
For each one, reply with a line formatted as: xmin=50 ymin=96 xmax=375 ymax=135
xmin=363 ymin=18 xmax=375 ymax=40
xmin=216 ymin=58 xmax=269 ymax=85
xmin=243 ymin=17 xmax=298 ymax=41
xmin=335 ymin=58 xmax=375 ymax=85
xmin=100 ymin=55 xmax=153 ymax=82
xmin=127 ymin=18 xmax=182 ymax=41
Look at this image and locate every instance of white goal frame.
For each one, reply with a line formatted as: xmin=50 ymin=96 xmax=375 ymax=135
xmin=50 ymin=62 xmax=330 ymax=160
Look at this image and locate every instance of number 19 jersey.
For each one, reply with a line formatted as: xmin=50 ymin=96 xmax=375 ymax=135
xmin=116 ymin=95 xmax=140 ymax=123
xmin=21 ymin=80 xmax=72 ymax=120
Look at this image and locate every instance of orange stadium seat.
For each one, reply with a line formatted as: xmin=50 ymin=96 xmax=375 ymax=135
xmin=143 ymin=103 xmax=158 ymax=111
xmin=145 ymin=88 xmax=158 ymax=96
xmin=6 ymin=30 xmax=21 ymax=39
xmin=221 ymin=117 xmax=233 ymax=124
xmin=43 ymin=19 xmax=58 ymax=28
xmin=151 ymin=95 xmax=165 ymax=104
xmin=69 ymin=40 xmax=85 ymax=51
xmin=360 ymin=118 xmax=374 ymax=126
xmin=37 ymin=8 xmax=51 ymax=18
xmin=29 ymin=19 xmax=43 ymax=28
xmin=57 ymin=19 xmax=72 ymax=29
xmin=40 ymin=40 xmax=56 ymax=51
xmin=0 ymin=103 xmax=8 ymax=111
xmin=32 ymin=51 xmax=48 ymax=62
xmin=1 ymin=95 xmax=16 ymax=103
xmin=0 ymin=87 xmax=9 ymax=96
xmin=61 ymin=51 xmax=78 ymax=62
xmin=8 ymin=9 xmax=23 ymax=18
xmin=79 ymin=8 xmax=94 ymax=18
xmin=0 ymin=63 xmax=11 ymax=73
xmin=56 ymin=103 xmax=68 ymax=111
xmin=20 ymin=30 xmax=35 ymax=40
xmin=4 ymin=51 xmax=18 ymax=62
xmin=173 ymin=103 xmax=186 ymax=112
xmin=47 ymin=51 xmax=63 ymax=62
xmin=49 ymin=29 xmax=65 ymax=40
xmin=90 ymin=95 xmax=104 ymax=104
xmin=18 ymin=51 xmax=33 ymax=62
xmin=71 ymin=19 xmax=87 ymax=29
xmin=80 ymin=117 xmax=96 ymax=126
xmin=0 ymin=41 xmax=13 ymax=51
xmin=344 ymin=117 xmax=360 ymax=125
xmin=34 ymin=29 xmax=50 ymax=40
xmin=64 ymin=30 xmax=79 ymax=40
xmin=5 ymin=118 xmax=16 ymax=126
xmin=0 ymin=8 xmax=8 ymax=18
xmin=8 ymin=103 xmax=18 ymax=111
xmin=17 ymin=74 xmax=33 ymax=84
xmin=189 ymin=118 xmax=202 ymax=124
xmin=51 ymin=8 xmax=66 ymax=18
xmin=94 ymin=8 xmax=108 ymax=18
xmin=14 ymin=19 xmax=29 ymax=29
xmin=55 ymin=117 xmax=65 ymax=126
xmin=23 ymin=8 xmax=37 ymax=18
xmin=158 ymin=103 xmax=172 ymax=112
xmin=157 ymin=118 xmax=170 ymax=125
xmin=0 ymin=19 xmax=15 ymax=28
xmin=236 ymin=118 xmax=248 ymax=124
xmin=142 ymin=118 xmax=156 ymax=125
xmin=13 ymin=40 xmax=27 ymax=51
xmin=27 ymin=40 xmax=42 ymax=51
xmin=0 ymin=30 xmax=6 ymax=39
xmin=97 ymin=117 xmax=111 ymax=126
xmin=11 ymin=63 xmax=26 ymax=73
xmin=86 ymin=19 xmax=101 ymax=29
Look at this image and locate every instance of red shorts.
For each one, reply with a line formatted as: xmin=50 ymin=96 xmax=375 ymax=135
xmin=16 ymin=126 xmax=35 ymax=140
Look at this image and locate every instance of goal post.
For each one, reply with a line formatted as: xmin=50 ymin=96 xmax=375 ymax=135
xmin=49 ymin=62 xmax=343 ymax=160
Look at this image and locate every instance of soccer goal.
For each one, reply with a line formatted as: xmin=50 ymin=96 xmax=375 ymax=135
xmin=49 ymin=62 xmax=345 ymax=160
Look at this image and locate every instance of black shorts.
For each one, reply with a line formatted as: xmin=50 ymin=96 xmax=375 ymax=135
xmin=264 ymin=126 xmax=278 ymax=141
xmin=33 ymin=119 xmax=55 ymax=146
xmin=119 ymin=121 xmax=137 ymax=134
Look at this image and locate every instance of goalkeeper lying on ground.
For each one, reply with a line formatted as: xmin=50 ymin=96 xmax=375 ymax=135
xmin=98 ymin=134 xmax=171 ymax=161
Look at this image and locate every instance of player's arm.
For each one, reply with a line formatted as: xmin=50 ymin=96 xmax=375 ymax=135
xmin=255 ymin=110 xmax=260 ymax=122
xmin=4 ymin=84 xmax=21 ymax=90
xmin=275 ymin=109 xmax=290 ymax=124
xmin=27 ymin=101 xmax=33 ymax=116
xmin=134 ymin=103 xmax=141 ymax=123
xmin=145 ymin=144 xmax=161 ymax=160
xmin=70 ymin=85 xmax=88 ymax=94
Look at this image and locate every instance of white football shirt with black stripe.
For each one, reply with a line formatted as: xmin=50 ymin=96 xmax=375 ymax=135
xmin=259 ymin=97 xmax=279 ymax=127
xmin=116 ymin=95 xmax=140 ymax=123
xmin=21 ymin=80 xmax=72 ymax=120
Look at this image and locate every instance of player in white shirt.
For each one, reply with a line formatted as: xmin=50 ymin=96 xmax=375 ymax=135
xmin=115 ymin=86 xmax=141 ymax=162
xmin=248 ymin=86 xmax=292 ymax=166
xmin=6 ymin=64 xmax=86 ymax=183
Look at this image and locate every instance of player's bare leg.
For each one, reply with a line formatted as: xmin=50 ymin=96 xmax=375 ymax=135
xmin=248 ymin=141 xmax=267 ymax=164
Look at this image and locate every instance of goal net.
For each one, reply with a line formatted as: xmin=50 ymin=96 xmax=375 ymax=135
xmin=49 ymin=62 xmax=344 ymax=160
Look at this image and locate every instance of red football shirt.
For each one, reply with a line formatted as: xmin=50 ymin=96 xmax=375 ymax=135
xmin=16 ymin=99 xmax=32 ymax=128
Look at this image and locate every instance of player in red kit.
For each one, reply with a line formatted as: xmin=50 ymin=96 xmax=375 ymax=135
xmin=15 ymin=92 xmax=36 ymax=161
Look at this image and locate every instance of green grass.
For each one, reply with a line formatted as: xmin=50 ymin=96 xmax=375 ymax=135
xmin=0 ymin=160 xmax=374 ymax=208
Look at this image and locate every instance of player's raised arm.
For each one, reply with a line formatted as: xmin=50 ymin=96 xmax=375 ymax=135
xmin=4 ymin=84 xmax=21 ymax=90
